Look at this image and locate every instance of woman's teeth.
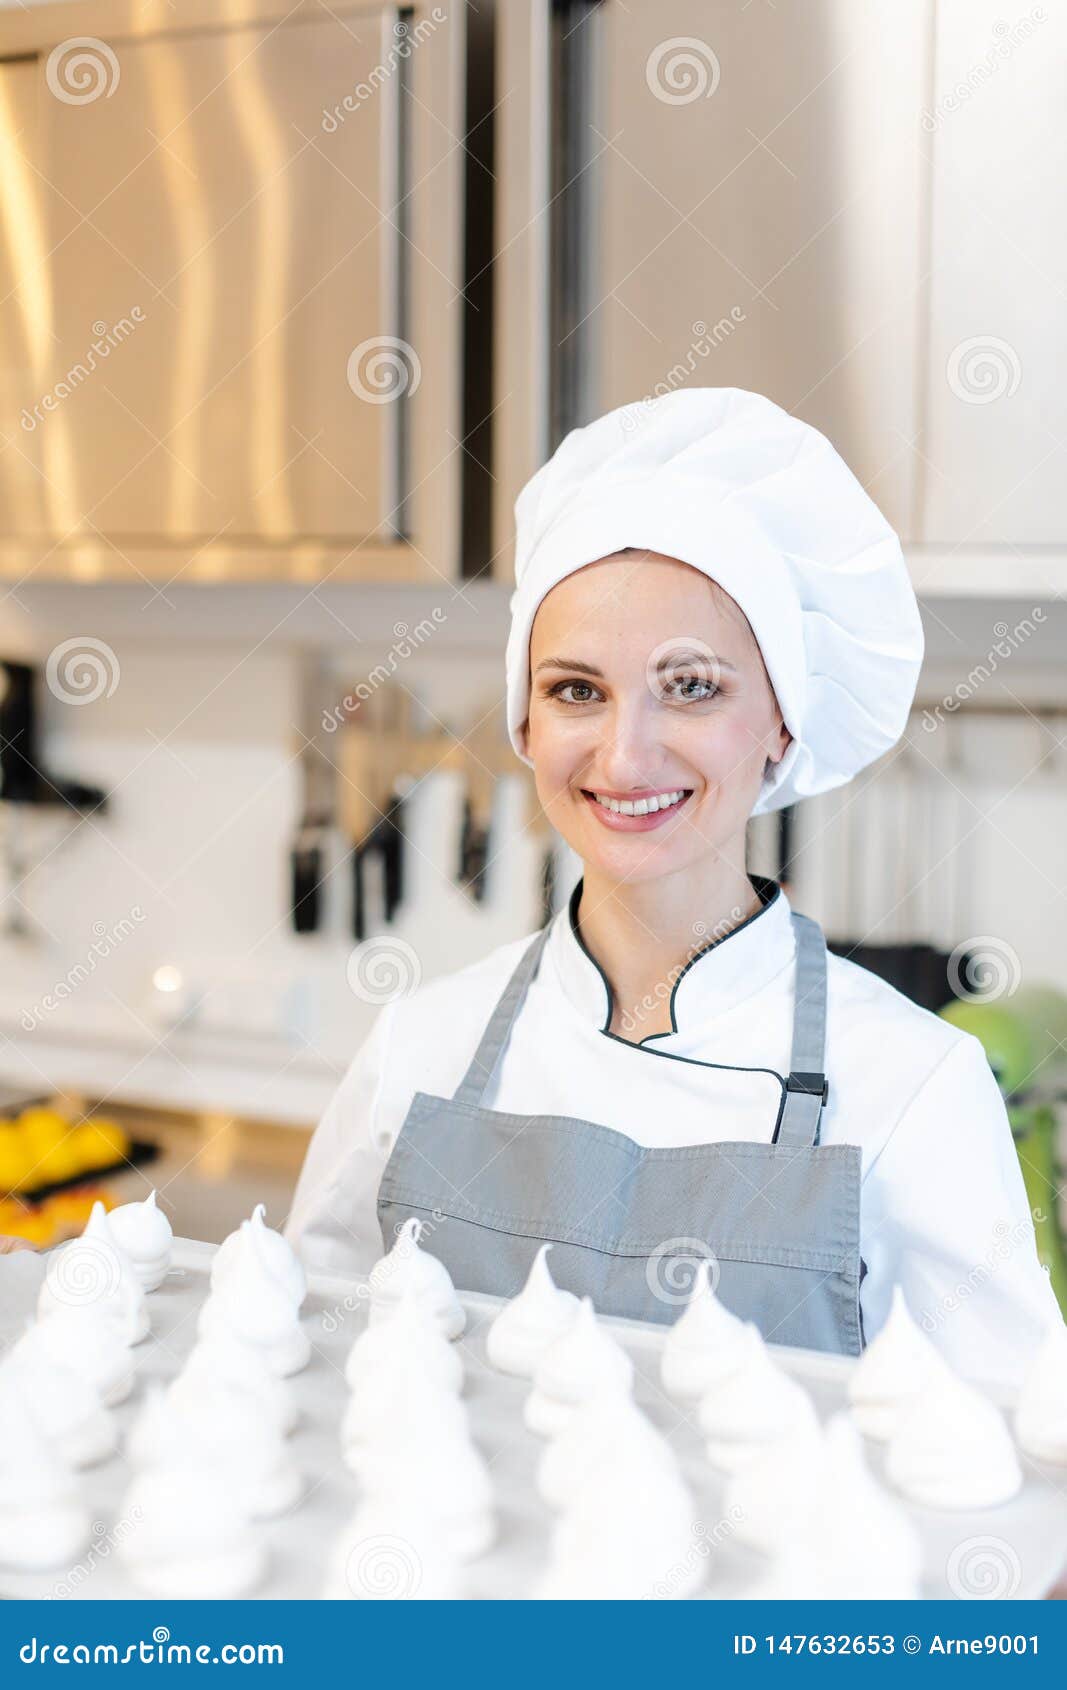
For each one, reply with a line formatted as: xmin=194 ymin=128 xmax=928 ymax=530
xmin=589 ymin=789 xmax=688 ymax=816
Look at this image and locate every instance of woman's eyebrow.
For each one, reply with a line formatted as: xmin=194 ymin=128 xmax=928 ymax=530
xmin=533 ymin=657 xmax=605 ymax=677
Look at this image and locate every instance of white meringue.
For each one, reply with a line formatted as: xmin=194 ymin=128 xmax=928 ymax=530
xmin=847 ymin=1284 xmax=945 ymax=1440
xmin=211 ymin=1202 xmax=306 ymax=1309
xmin=126 ymin=1380 xmax=302 ymax=1519
xmin=813 ymin=1414 xmax=923 ymax=1596
xmin=198 ymin=1228 xmax=310 ymax=1376
xmin=1015 ymin=1319 xmax=1067 ymax=1463
xmin=344 ymin=1287 xmax=463 ymax=1396
xmin=179 ymin=1333 xmax=299 ymax=1436
xmin=886 ymin=1366 xmax=1022 ymax=1509
xmin=37 ymin=1201 xmax=150 ymax=1345
xmin=0 ymin=1351 xmax=118 ymax=1469
xmin=354 ymin=1430 xmax=496 ymax=1562
xmin=537 ymin=1389 xmax=678 ymax=1511
xmin=341 ymin=1358 xmax=470 ymax=1464
xmin=486 ymin=1244 xmax=579 ymax=1378
xmin=536 ymin=1462 xmax=704 ymax=1599
xmin=11 ymin=1307 xmax=134 ymax=1406
xmin=322 ymin=1496 xmax=464 ymax=1599
xmin=723 ymin=1420 xmax=826 ymax=1552
xmin=367 ymin=1217 xmax=465 ymax=1339
xmin=105 ymin=1189 xmax=173 ymax=1292
xmin=0 ymin=1387 xmax=91 ymax=1571
xmin=660 ymin=1260 xmax=750 ymax=1400
xmin=697 ymin=1324 xmax=819 ymax=1471
xmin=525 ymin=1297 xmax=634 ymax=1436
xmin=117 ymin=1464 xmax=267 ymax=1597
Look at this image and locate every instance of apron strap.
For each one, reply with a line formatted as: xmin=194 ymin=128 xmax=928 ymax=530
xmin=451 ymin=923 xmax=554 ymax=1108
xmin=775 ymin=910 xmax=830 ymax=1149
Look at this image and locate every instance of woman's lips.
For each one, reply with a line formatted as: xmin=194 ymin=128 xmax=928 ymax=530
xmin=580 ymin=789 xmax=694 ymax=832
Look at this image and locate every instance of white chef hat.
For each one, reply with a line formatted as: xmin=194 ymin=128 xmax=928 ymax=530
xmin=504 ymin=387 xmax=924 ymax=814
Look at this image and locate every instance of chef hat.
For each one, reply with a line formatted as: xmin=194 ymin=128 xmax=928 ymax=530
xmin=504 ymin=387 xmax=924 ymax=815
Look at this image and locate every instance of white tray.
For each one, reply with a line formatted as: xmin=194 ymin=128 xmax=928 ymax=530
xmin=1 ymin=1237 xmax=1065 ymax=1600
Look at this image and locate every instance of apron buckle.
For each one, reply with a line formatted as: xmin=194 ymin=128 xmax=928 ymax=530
xmin=787 ymin=1069 xmax=829 ymax=1106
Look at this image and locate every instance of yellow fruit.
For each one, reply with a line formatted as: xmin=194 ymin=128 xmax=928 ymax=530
xmin=16 ymin=1108 xmax=82 ymax=1186
xmin=73 ymin=1118 xmax=131 ymax=1170
xmin=0 ymin=1124 xmax=29 ymax=1192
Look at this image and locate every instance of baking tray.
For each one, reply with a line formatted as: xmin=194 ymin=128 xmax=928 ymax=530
xmin=1 ymin=1237 xmax=1065 ymax=1601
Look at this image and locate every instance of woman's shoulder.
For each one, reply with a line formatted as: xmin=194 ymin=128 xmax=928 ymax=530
xmin=388 ymin=925 xmax=545 ymax=1032
xmin=824 ymin=944 xmax=975 ymax=1067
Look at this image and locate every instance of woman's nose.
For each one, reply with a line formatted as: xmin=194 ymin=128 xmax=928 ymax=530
xmin=593 ymin=699 xmax=665 ymax=783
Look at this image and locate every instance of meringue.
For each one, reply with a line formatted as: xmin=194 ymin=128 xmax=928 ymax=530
xmin=536 ymin=1461 xmax=704 ymax=1599
xmin=341 ymin=1358 xmax=470 ymax=1465
xmin=11 ymin=1307 xmax=134 ymax=1406
xmin=0 ymin=1387 xmax=90 ymax=1572
xmin=37 ymin=1201 xmax=150 ymax=1346
xmin=211 ymin=1203 xmax=306 ymax=1309
xmin=198 ymin=1230 xmax=310 ymax=1376
xmin=723 ymin=1420 xmax=826 ymax=1552
xmin=367 ymin=1217 xmax=465 ymax=1339
xmin=537 ymin=1389 xmax=678 ymax=1511
xmin=697 ymin=1324 xmax=819 ymax=1471
xmin=1015 ymin=1319 xmax=1067 ymax=1463
xmin=847 ymin=1284 xmax=945 ymax=1440
xmin=813 ymin=1414 xmax=923 ymax=1596
xmin=660 ymin=1259 xmax=750 ymax=1400
xmin=105 ymin=1189 xmax=173 ymax=1292
xmin=127 ymin=1380 xmax=302 ymax=1519
xmin=0 ymin=1351 xmax=118 ymax=1469
xmin=486 ymin=1244 xmax=579 ymax=1378
xmin=179 ymin=1333 xmax=299 ymax=1436
xmin=117 ymin=1464 xmax=267 ymax=1597
xmin=886 ymin=1367 xmax=1022 ymax=1509
xmin=354 ymin=1430 xmax=496 ymax=1561
xmin=345 ymin=1287 xmax=463 ymax=1397
xmin=322 ymin=1496 xmax=464 ymax=1600
xmin=525 ymin=1297 xmax=634 ymax=1436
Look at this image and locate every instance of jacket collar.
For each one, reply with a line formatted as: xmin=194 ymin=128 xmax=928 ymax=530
xmin=544 ymin=872 xmax=794 ymax=1041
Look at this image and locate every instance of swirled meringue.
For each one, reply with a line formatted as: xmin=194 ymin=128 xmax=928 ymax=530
xmin=126 ymin=1379 xmax=302 ymax=1518
xmin=1015 ymin=1319 xmax=1067 ymax=1463
xmin=537 ymin=1389 xmax=678 ymax=1511
xmin=105 ymin=1190 xmax=173 ymax=1292
xmin=0 ymin=1386 xmax=91 ymax=1571
xmin=341 ymin=1356 xmax=470 ymax=1464
xmin=322 ymin=1496 xmax=464 ymax=1600
xmin=211 ymin=1203 xmax=306 ymax=1309
xmin=723 ymin=1419 xmax=825 ymax=1552
xmin=178 ymin=1333 xmax=298 ymax=1436
xmin=847 ymin=1284 xmax=945 ymax=1440
xmin=198 ymin=1224 xmax=310 ymax=1375
xmin=37 ymin=1201 xmax=149 ymax=1345
xmin=117 ymin=1464 xmax=267 ymax=1596
xmin=535 ymin=1461 xmax=703 ymax=1599
xmin=660 ymin=1260 xmax=750 ymax=1400
xmin=11 ymin=1307 xmax=134 ymax=1406
xmin=525 ymin=1297 xmax=634 ymax=1436
xmin=355 ymin=1429 xmax=495 ymax=1562
xmin=697 ymin=1324 xmax=819 ymax=1471
xmin=345 ymin=1287 xmax=463 ymax=1396
xmin=0 ymin=1350 xmax=118 ymax=1469
xmin=886 ymin=1366 xmax=1022 ymax=1509
xmin=486 ymin=1245 xmax=579 ymax=1378
xmin=367 ymin=1217 xmax=465 ymax=1339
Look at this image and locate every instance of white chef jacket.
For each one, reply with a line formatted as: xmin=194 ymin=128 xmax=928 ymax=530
xmin=287 ymin=876 xmax=1060 ymax=1387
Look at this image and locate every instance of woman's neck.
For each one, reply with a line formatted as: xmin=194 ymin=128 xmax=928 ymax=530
xmin=576 ymin=858 xmax=764 ymax=1042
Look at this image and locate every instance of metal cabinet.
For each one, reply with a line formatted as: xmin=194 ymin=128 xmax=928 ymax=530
xmin=0 ymin=0 xmax=467 ymax=581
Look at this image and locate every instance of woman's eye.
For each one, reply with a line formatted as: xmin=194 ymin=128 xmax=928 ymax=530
xmin=550 ymin=680 xmax=601 ymax=705
xmin=664 ymin=674 xmax=719 ymax=702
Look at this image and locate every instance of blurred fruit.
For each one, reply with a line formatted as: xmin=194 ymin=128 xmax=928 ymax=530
xmin=71 ymin=1117 xmax=131 ymax=1171
xmin=0 ymin=1121 xmax=29 ymax=1193
xmin=16 ymin=1106 xmax=83 ymax=1185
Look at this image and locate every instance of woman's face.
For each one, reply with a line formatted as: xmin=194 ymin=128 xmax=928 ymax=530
xmin=523 ymin=552 xmax=791 ymax=885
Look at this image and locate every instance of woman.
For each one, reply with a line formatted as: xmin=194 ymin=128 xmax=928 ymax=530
xmin=288 ymin=387 xmax=1058 ymax=1384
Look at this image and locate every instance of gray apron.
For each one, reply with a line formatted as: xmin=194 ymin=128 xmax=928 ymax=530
xmin=377 ymin=909 xmax=864 ymax=1355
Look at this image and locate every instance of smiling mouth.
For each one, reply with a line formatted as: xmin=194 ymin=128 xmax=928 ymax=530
xmin=580 ymin=788 xmax=693 ymax=818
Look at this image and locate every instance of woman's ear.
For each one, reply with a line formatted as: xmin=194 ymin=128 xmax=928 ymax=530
xmin=765 ymin=718 xmax=792 ymax=772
